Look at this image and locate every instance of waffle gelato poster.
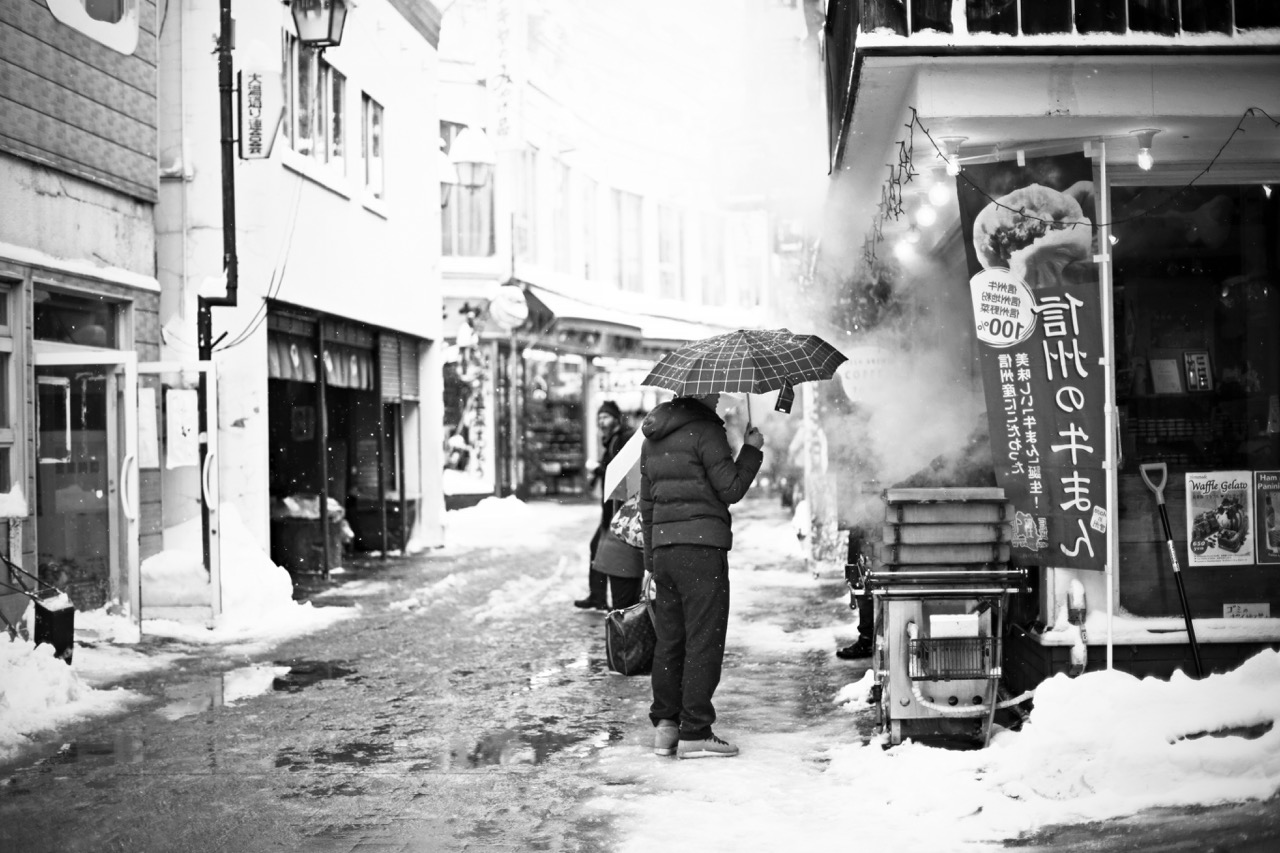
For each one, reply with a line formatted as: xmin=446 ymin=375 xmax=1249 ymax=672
xmin=957 ymin=151 xmax=1107 ymax=572
xmin=1186 ymin=472 xmax=1255 ymax=567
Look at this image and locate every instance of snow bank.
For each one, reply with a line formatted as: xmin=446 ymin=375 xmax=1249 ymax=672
xmin=0 ymin=640 xmax=144 ymax=763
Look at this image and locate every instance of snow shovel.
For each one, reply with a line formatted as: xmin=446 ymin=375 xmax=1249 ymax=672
xmin=0 ymin=553 xmax=76 ymax=665
xmin=1139 ymin=462 xmax=1204 ymax=678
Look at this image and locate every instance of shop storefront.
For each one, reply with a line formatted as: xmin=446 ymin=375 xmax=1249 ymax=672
xmin=818 ymin=2 xmax=1280 ymax=685
xmin=266 ymin=305 xmax=426 ymax=573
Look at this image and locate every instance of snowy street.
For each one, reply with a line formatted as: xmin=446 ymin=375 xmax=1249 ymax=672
xmin=2 ymin=495 xmax=1279 ymax=852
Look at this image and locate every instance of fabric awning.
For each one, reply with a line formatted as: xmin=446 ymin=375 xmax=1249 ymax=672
xmin=638 ymin=316 xmax=728 ymax=348
xmin=522 ymin=284 xmax=643 ymax=338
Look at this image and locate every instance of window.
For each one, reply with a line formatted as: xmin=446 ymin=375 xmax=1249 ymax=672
xmin=551 ymin=159 xmax=571 ymax=273
xmin=441 ymin=122 xmax=495 ymax=257
xmin=580 ymin=175 xmax=598 ymax=279
xmin=658 ymin=206 xmax=684 ymax=299
xmin=34 ymin=289 xmax=119 ymax=348
xmin=515 ymin=147 xmax=540 ymax=262
xmin=617 ymin=190 xmax=644 ymax=293
xmin=285 ymin=33 xmax=346 ymax=172
xmin=362 ymin=94 xmax=384 ymax=199
xmin=48 ymin=0 xmax=139 ymax=54
xmin=0 ymin=283 xmax=15 ymax=488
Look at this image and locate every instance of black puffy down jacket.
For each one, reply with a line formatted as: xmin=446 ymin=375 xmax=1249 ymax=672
xmin=638 ymin=397 xmax=763 ymax=562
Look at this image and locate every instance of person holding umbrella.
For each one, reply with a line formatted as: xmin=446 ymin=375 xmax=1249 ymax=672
xmin=575 ymin=400 xmax=632 ymax=610
xmin=641 ymin=393 xmax=764 ymax=759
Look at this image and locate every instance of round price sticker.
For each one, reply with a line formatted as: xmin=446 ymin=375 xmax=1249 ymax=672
xmin=970 ymin=268 xmax=1035 ymax=348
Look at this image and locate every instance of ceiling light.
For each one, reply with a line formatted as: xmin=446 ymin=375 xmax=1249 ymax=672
xmin=927 ymin=182 xmax=950 ymax=207
xmin=1264 ymin=184 xmax=1273 ymax=199
xmin=1132 ymin=128 xmax=1159 ymax=171
xmin=904 ymin=224 xmax=922 ymax=244
xmin=938 ymin=137 xmax=967 ymax=177
xmin=915 ymin=205 xmax=938 ymax=227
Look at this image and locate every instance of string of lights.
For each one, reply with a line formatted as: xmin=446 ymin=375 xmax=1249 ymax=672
xmin=860 ymin=105 xmax=1278 ymax=270
xmin=910 ymin=105 xmax=1279 ymax=229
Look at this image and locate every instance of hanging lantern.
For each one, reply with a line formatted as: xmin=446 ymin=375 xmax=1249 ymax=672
xmin=291 ymin=0 xmax=349 ymax=49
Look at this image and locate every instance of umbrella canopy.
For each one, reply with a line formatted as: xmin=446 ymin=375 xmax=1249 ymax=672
xmin=603 ymin=428 xmax=644 ymax=500
xmin=641 ymin=329 xmax=847 ymax=409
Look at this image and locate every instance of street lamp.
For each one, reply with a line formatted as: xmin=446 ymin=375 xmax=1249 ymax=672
xmin=449 ymin=126 xmax=497 ymax=189
xmin=439 ymin=138 xmax=461 ymax=208
xmin=290 ymin=0 xmax=350 ymax=49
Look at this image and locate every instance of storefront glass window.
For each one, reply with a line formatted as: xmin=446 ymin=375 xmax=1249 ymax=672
xmin=1113 ymin=182 xmax=1280 ymax=611
xmin=34 ymin=289 xmax=118 ymax=348
xmin=523 ymin=353 xmax=585 ymax=496
xmin=1114 ymin=183 xmax=1278 ymax=472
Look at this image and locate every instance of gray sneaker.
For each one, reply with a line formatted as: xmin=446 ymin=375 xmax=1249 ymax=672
xmin=653 ymin=720 xmax=679 ymax=756
xmin=677 ymin=733 xmax=738 ymax=759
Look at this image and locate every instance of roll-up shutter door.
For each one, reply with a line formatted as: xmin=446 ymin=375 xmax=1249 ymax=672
xmin=380 ymin=336 xmax=402 ymax=401
xmin=380 ymin=335 xmax=421 ymax=401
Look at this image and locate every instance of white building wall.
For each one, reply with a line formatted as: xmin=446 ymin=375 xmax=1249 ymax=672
xmin=157 ymin=1 xmax=445 ymax=550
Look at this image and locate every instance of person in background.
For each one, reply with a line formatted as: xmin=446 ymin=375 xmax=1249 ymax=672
xmin=639 ymin=393 xmax=764 ymax=759
xmin=836 ymin=527 xmax=874 ymax=659
xmin=575 ymin=400 xmax=632 ymax=610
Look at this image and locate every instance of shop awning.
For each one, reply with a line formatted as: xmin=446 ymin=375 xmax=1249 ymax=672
xmin=638 ymin=316 xmax=728 ymax=348
xmin=522 ymin=284 xmax=643 ymax=338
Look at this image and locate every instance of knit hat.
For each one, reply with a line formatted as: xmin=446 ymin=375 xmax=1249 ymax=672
xmin=597 ymin=400 xmax=622 ymax=420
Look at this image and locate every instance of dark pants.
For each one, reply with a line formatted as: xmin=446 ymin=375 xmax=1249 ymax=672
xmin=586 ymin=500 xmax=617 ymax=605
xmin=649 ymin=545 xmax=730 ymax=741
xmin=608 ymin=575 xmax=643 ymax=610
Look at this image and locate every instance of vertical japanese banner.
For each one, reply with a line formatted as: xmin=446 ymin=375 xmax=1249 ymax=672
xmin=957 ymin=152 xmax=1108 ymax=571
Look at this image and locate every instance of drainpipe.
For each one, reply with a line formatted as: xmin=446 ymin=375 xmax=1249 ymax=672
xmin=197 ymin=0 xmax=239 ymax=578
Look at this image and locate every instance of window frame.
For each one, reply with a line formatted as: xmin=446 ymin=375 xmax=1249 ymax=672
xmin=441 ymin=121 xmax=496 ymax=257
xmin=362 ymin=93 xmax=385 ymax=201
xmin=284 ymin=33 xmax=347 ymax=176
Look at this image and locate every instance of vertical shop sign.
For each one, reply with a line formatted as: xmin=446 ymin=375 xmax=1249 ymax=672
xmin=1186 ymin=471 xmax=1255 ymax=566
xmin=1257 ymin=471 xmax=1280 ymax=565
xmin=958 ymin=152 xmax=1107 ymax=571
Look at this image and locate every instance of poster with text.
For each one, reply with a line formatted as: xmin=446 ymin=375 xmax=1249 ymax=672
xmin=1186 ymin=471 xmax=1255 ymax=567
xmin=1256 ymin=471 xmax=1280 ymax=565
xmin=958 ymin=151 xmax=1107 ymax=571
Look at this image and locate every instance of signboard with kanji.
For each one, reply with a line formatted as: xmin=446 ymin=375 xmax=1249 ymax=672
xmin=958 ymin=152 xmax=1108 ymax=571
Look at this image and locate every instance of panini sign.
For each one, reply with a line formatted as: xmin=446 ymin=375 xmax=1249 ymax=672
xmin=237 ymin=69 xmax=283 ymax=160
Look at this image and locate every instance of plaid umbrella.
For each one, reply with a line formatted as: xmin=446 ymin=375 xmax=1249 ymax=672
xmin=641 ymin=329 xmax=847 ymax=413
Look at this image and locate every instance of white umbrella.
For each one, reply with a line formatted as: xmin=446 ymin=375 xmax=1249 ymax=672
xmin=603 ymin=429 xmax=644 ymax=500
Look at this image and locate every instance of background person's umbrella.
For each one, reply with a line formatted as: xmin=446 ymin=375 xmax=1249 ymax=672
xmin=603 ymin=428 xmax=644 ymax=500
xmin=642 ymin=329 xmax=847 ymax=414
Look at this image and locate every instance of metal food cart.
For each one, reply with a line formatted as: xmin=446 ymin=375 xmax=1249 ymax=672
xmin=858 ymin=487 xmax=1031 ymax=746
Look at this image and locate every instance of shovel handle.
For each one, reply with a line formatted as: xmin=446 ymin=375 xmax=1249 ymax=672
xmin=1139 ymin=462 xmax=1168 ymax=505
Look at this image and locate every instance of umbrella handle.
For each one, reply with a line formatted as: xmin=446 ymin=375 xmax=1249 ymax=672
xmin=746 ymin=395 xmax=752 ymax=428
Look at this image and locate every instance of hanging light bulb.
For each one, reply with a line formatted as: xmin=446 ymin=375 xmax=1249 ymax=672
xmin=938 ymin=136 xmax=967 ymax=177
xmin=893 ymin=240 xmax=915 ymax=261
xmin=927 ymin=182 xmax=950 ymax=207
xmin=1132 ymin=128 xmax=1159 ymax=171
xmin=904 ymin=224 xmax=922 ymax=244
xmin=915 ymin=205 xmax=938 ymax=227
xmin=1108 ymin=234 xmax=1119 ymax=246
xmin=1264 ymin=184 xmax=1273 ymax=199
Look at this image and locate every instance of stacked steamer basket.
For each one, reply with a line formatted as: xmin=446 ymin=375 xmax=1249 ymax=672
xmin=864 ymin=487 xmax=1028 ymax=747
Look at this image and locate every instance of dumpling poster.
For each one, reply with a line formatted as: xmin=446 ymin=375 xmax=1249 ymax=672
xmin=956 ymin=150 xmax=1107 ymax=572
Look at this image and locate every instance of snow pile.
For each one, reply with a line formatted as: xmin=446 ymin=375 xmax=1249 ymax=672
xmin=443 ymin=495 xmax=567 ymax=551
xmin=0 ymin=640 xmax=144 ymax=763
xmin=139 ymin=502 xmax=357 ymax=651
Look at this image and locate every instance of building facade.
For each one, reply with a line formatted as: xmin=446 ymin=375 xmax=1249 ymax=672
xmin=819 ymin=0 xmax=1280 ymax=685
xmin=1 ymin=0 xmax=163 ymax=625
xmin=157 ymin=0 xmax=448 ymax=587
